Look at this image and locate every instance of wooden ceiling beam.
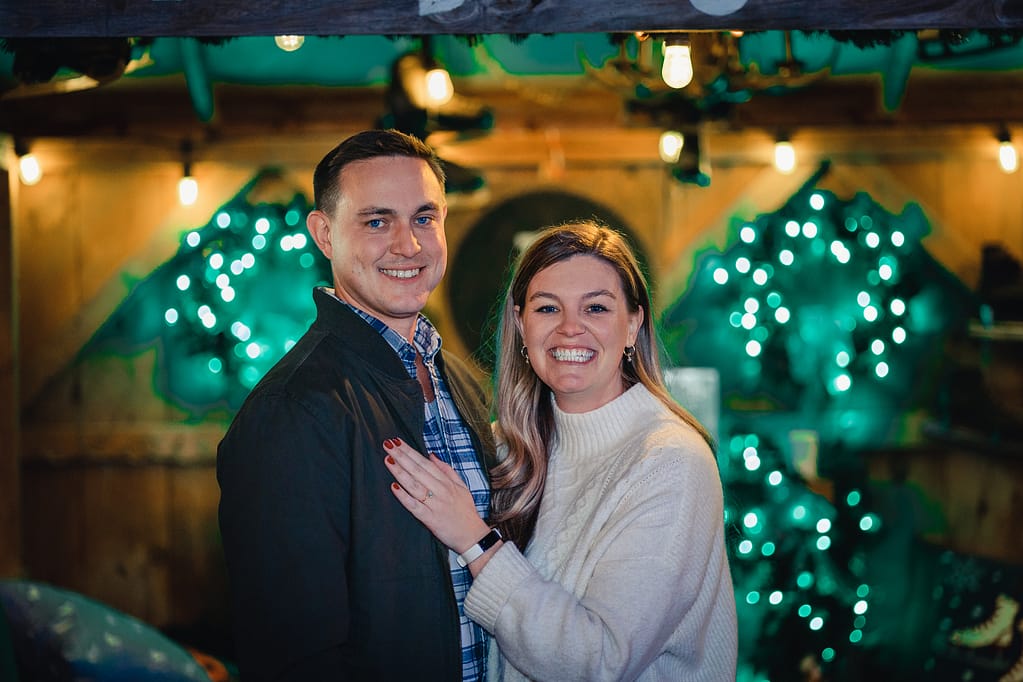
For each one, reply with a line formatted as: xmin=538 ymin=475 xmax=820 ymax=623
xmin=4 ymin=73 xmax=1023 ymax=142
xmin=1 ymin=0 xmax=1021 ymax=38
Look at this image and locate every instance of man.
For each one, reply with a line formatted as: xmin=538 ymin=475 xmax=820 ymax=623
xmin=217 ymin=129 xmax=497 ymax=681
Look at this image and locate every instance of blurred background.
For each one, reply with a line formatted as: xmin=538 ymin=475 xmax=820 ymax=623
xmin=2 ymin=25 xmax=1023 ymax=681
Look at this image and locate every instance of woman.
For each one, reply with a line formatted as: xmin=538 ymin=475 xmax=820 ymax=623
xmin=384 ymin=221 xmax=737 ymax=681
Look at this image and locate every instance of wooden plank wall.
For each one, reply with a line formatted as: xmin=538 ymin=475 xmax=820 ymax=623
xmin=8 ymin=117 xmax=1023 ymax=643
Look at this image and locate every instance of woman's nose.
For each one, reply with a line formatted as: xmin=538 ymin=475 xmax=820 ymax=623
xmin=557 ymin=312 xmax=584 ymax=335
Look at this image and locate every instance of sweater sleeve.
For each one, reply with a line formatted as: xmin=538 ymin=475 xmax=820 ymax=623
xmin=464 ymin=442 xmax=736 ymax=681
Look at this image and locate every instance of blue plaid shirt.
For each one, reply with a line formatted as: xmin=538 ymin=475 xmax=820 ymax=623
xmin=334 ymin=294 xmax=491 ymax=682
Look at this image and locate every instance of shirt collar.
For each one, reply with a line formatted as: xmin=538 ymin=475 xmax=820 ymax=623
xmin=322 ymin=287 xmax=442 ymax=361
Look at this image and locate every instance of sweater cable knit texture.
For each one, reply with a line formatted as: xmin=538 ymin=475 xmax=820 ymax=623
xmin=464 ymin=384 xmax=738 ymax=681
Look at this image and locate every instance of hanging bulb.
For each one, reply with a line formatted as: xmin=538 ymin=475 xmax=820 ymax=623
xmin=659 ymin=130 xmax=685 ymax=163
xmin=274 ymin=35 xmax=305 ymax=52
xmin=14 ymin=139 xmax=41 ymax=185
xmin=661 ymin=37 xmax=694 ymax=89
xmin=178 ymin=170 xmax=198 ymax=206
xmin=17 ymin=152 xmax=42 ymax=186
xmin=177 ymin=140 xmax=197 ymax=206
xmin=423 ymin=67 xmax=454 ymax=107
xmin=998 ymin=130 xmax=1018 ymax=174
xmin=774 ymin=138 xmax=796 ymax=174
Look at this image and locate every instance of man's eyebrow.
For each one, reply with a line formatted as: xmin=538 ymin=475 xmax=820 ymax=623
xmin=355 ymin=203 xmax=442 ymax=216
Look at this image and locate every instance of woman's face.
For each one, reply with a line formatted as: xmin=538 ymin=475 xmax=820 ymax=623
xmin=515 ymin=254 xmax=643 ymax=414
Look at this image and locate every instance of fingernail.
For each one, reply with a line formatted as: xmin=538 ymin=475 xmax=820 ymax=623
xmin=385 ymin=455 xmax=395 ymax=465
xmin=384 ymin=439 xmax=393 ymax=449
xmin=391 ymin=482 xmax=400 ymax=491
xmin=394 ymin=437 xmax=403 ymax=445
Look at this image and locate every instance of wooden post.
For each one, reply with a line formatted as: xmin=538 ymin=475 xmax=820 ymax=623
xmin=0 ymin=161 xmax=22 ymax=577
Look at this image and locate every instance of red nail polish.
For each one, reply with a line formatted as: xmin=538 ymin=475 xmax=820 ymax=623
xmin=391 ymin=482 xmax=400 ymax=491
xmin=385 ymin=455 xmax=395 ymax=465
xmin=384 ymin=439 xmax=393 ymax=449
xmin=394 ymin=437 xmax=403 ymax=445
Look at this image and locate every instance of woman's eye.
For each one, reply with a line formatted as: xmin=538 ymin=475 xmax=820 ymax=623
xmin=587 ymin=304 xmax=609 ymax=313
xmin=536 ymin=305 xmax=558 ymax=313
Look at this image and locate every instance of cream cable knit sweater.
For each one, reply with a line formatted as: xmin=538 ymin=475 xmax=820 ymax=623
xmin=464 ymin=384 xmax=737 ymax=681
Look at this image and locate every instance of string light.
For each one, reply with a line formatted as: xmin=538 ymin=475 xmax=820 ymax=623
xmin=14 ymin=139 xmax=41 ymax=186
xmin=661 ymin=35 xmax=694 ymax=89
xmin=424 ymin=67 xmax=454 ymax=107
xmin=178 ymin=140 xmax=198 ymax=206
xmin=774 ymin=136 xmax=796 ymax=174
xmin=273 ymin=35 xmax=305 ymax=52
xmin=658 ymin=130 xmax=684 ymax=163
xmin=998 ymin=128 xmax=1018 ymax=174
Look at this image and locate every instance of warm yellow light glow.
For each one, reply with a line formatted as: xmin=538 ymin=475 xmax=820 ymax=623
xmin=661 ymin=42 xmax=694 ymax=89
xmin=658 ymin=130 xmax=684 ymax=163
xmin=18 ymin=152 xmax=42 ymax=185
xmin=999 ymin=140 xmax=1018 ymax=173
xmin=274 ymin=35 xmax=305 ymax=52
xmin=178 ymin=175 xmax=199 ymax=206
xmin=774 ymin=140 xmax=796 ymax=174
xmin=424 ymin=68 xmax=454 ymax=107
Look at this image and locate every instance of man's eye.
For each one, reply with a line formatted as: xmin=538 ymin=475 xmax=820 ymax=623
xmin=415 ymin=215 xmax=435 ymax=225
xmin=367 ymin=219 xmax=384 ymax=229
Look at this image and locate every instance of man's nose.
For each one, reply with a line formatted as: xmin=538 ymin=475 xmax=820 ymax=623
xmin=390 ymin=223 xmax=421 ymax=257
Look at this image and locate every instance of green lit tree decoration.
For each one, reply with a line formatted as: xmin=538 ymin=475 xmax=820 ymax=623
xmin=84 ymin=171 xmax=330 ymax=417
xmin=661 ymin=162 xmax=979 ymax=680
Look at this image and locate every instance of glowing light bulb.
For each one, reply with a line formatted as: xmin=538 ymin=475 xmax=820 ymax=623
xmin=658 ymin=130 xmax=684 ymax=163
xmin=424 ymin=68 xmax=453 ymax=107
xmin=999 ymin=139 xmax=1018 ymax=173
xmin=661 ymin=41 xmax=694 ymax=89
xmin=178 ymin=175 xmax=199 ymax=206
xmin=774 ymin=140 xmax=796 ymax=174
xmin=18 ymin=152 xmax=41 ymax=185
xmin=274 ymin=35 xmax=305 ymax=52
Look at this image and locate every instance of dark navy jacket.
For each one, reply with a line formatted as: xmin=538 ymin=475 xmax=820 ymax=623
xmin=217 ymin=287 xmax=496 ymax=681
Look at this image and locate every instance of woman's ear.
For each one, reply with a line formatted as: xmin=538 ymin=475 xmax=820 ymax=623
xmin=513 ymin=305 xmax=523 ymax=338
xmin=628 ymin=306 xmax=645 ymax=346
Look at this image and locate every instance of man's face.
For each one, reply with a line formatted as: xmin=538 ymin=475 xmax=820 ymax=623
xmin=308 ymin=155 xmax=448 ymax=339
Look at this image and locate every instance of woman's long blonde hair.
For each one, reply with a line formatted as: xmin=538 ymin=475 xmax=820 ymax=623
xmin=489 ymin=221 xmax=713 ymax=549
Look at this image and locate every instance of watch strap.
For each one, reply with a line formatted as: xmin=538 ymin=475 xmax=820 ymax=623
xmin=456 ymin=528 xmax=503 ymax=567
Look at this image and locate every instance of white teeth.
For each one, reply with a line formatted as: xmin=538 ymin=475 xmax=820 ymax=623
xmin=381 ymin=268 xmax=421 ymax=279
xmin=550 ymin=348 xmax=594 ymax=362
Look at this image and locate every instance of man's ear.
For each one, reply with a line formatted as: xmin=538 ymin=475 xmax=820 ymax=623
xmin=307 ymin=209 xmax=332 ymax=258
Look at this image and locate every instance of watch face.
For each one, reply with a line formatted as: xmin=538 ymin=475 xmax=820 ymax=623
xmin=478 ymin=528 xmax=502 ymax=551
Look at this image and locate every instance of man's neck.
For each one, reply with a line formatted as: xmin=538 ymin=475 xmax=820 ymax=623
xmin=414 ymin=350 xmax=436 ymax=403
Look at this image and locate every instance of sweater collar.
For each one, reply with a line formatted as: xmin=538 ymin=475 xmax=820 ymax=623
xmin=551 ymin=383 xmax=661 ymax=463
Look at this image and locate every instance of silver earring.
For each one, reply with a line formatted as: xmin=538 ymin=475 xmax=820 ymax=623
xmin=623 ymin=346 xmax=636 ymax=363
xmin=520 ymin=345 xmax=530 ymax=365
